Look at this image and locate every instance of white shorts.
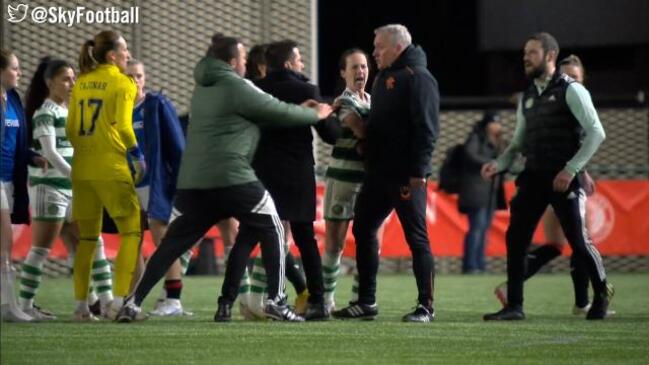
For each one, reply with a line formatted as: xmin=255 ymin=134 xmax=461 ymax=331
xmin=28 ymin=184 xmax=73 ymax=221
xmin=136 ymin=186 xmax=150 ymax=212
xmin=324 ymin=179 xmax=363 ymax=221
xmin=0 ymin=181 xmax=14 ymax=212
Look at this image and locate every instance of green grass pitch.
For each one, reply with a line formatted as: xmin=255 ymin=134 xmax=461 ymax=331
xmin=2 ymin=273 xmax=648 ymax=364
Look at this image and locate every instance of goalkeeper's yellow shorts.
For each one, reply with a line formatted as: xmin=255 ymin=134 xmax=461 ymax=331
xmin=72 ymin=180 xmax=140 ymax=221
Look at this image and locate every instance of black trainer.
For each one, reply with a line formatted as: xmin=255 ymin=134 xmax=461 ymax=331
xmin=331 ymin=301 xmax=378 ymax=320
xmin=304 ymin=302 xmax=331 ymax=321
xmin=264 ymin=300 xmax=305 ymax=322
xmin=483 ymin=307 xmax=525 ymax=321
xmin=586 ymin=283 xmax=614 ymax=320
xmin=214 ymin=297 xmax=232 ymax=322
xmin=402 ymin=304 xmax=435 ymax=323
xmin=116 ymin=301 xmax=147 ymax=323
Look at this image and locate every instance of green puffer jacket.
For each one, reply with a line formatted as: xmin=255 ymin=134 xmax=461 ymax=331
xmin=177 ymin=57 xmax=320 ymax=189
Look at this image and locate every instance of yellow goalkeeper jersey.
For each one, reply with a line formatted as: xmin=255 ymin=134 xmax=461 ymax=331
xmin=66 ymin=64 xmax=137 ymax=182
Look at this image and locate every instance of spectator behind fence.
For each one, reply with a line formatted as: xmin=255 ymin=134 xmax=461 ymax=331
xmin=458 ymin=111 xmax=506 ymax=274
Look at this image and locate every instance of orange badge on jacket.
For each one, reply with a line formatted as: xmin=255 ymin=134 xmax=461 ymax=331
xmin=386 ymin=76 xmax=395 ymax=90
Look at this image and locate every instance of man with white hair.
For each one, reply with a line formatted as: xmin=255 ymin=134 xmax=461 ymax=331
xmin=332 ymin=24 xmax=439 ymax=322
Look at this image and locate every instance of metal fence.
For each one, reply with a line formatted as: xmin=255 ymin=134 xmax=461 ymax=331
xmin=4 ymin=1 xmax=647 ymax=273
xmin=315 ymin=106 xmax=649 ymax=180
xmin=2 ymin=0 xmax=316 ymax=114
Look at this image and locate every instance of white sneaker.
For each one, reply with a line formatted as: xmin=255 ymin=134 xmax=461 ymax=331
xmin=1 ymin=267 xmax=33 ymax=322
xmin=573 ymin=303 xmax=616 ymax=316
xmin=149 ymin=299 xmax=184 ymax=316
xmin=116 ymin=301 xmax=148 ymax=323
xmin=152 ymin=298 xmax=165 ymax=312
xmin=23 ymin=305 xmax=57 ymax=321
xmin=100 ymin=301 xmax=112 ymax=319
xmin=1 ymin=303 xmax=34 ymax=322
xmin=239 ymin=301 xmax=266 ymax=321
xmin=239 ymin=300 xmax=255 ymax=320
xmin=73 ymin=309 xmax=99 ymax=322
xmin=246 ymin=292 xmax=267 ymax=319
xmin=573 ymin=303 xmax=591 ymax=315
xmin=104 ymin=302 xmax=121 ymax=320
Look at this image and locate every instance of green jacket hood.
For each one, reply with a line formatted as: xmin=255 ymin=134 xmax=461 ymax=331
xmin=193 ymin=57 xmax=234 ymax=86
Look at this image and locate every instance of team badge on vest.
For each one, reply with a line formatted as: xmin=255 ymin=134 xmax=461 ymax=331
xmin=386 ymin=76 xmax=396 ymax=90
xmin=525 ymin=98 xmax=534 ymax=109
xmin=548 ymin=95 xmax=556 ymax=102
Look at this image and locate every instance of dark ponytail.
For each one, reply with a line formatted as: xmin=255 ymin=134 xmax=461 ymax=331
xmin=79 ymin=30 xmax=122 ymax=74
xmin=79 ymin=39 xmax=96 ymax=74
xmin=24 ymin=56 xmax=73 ymax=143
xmin=25 ymin=57 xmax=51 ymax=129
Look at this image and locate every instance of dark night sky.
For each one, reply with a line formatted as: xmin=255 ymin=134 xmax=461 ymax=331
xmin=317 ymin=0 xmax=649 ymax=101
xmin=318 ymin=0 xmax=482 ymax=97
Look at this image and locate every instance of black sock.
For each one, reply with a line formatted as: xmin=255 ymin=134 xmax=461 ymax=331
xmin=164 ymin=279 xmax=183 ymax=300
xmin=285 ymin=252 xmax=307 ymax=294
xmin=570 ymin=254 xmax=590 ymax=307
xmin=524 ymin=244 xmax=562 ymax=280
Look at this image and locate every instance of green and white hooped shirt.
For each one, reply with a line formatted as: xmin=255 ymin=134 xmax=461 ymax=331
xmin=325 ymin=88 xmax=371 ymax=183
xmin=28 ymin=99 xmax=73 ymax=191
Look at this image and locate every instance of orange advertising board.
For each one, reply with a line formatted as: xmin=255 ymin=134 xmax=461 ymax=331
xmin=10 ymin=181 xmax=649 ymax=259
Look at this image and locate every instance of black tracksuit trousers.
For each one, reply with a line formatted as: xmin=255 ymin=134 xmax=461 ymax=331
xmin=133 ymin=182 xmax=286 ymax=306
xmin=288 ymin=221 xmax=325 ymax=304
xmin=506 ymin=170 xmax=608 ymax=310
xmin=353 ymin=177 xmax=435 ymax=307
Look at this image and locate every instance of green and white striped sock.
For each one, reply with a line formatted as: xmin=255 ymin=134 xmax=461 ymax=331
xmin=322 ymin=251 xmax=342 ymax=306
xmin=250 ymin=257 xmax=267 ymax=293
xmin=91 ymin=237 xmax=113 ymax=305
xmin=248 ymin=257 xmax=267 ymax=316
xmin=237 ymin=266 xmax=252 ymax=317
xmin=19 ymin=247 xmax=50 ymax=310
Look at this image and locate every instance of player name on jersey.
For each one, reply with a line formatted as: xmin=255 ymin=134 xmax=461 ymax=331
xmin=79 ymin=81 xmax=109 ymax=91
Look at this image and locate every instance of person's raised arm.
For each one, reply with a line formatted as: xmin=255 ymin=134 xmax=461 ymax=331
xmin=236 ymin=81 xmax=331 ymax=127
